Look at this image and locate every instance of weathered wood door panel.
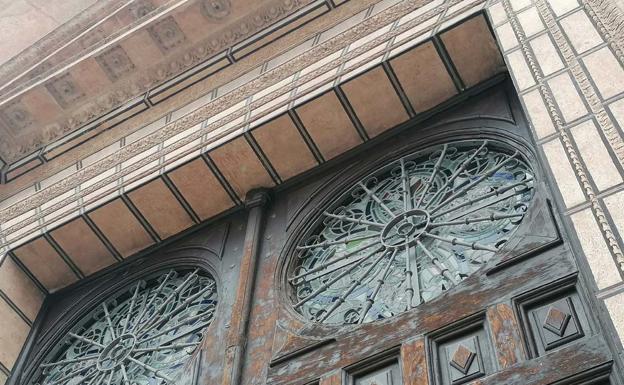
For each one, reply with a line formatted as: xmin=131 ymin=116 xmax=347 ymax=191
xmin=247 ymin=84 xmax=621 ymax=385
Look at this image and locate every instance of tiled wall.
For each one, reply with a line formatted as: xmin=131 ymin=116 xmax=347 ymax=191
xmin=0 ymin=256 xmax=45 ymax=381
xmin=2 ymin=0 xmax=624 ymax=382
xmin=490 ymin=0 xmax=624 ymax=347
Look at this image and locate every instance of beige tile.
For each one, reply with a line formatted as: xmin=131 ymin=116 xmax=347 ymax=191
xmin=570 ymin=208 xmax=622 ymax=289
xmin=507 ymin=50 xmax=535 ymax=90
xmin=548 ymin=72 xmax=587 ymax=122
xmin=168 ymin=158 xmax=236 ymax=219
xmin=542 ymin=138 xmax=586 ymax=207
xmin=604 ymin=191 xmax=624 ymax=248
xmin=583 ymin=47 xmax=624 ymax=100
xmin=0 ymin=370 xmax=6 ymax=385
xmin=341 ymin=67 xmax=409 ymax=137
xmin=0 ymin=257 xmax=44 ymax=321
xmin=488 ymin=2 xmax=507 ymax=25
xmin=517 ymin=7 xmax=545 ymax=37
xmin=441 ymin=15 xmax=504 ymax=87
xmin=548 ymin=0 xmax=579 ymax=16
xmin=522 ymin=89 xmax=556 ymax=138
xmin=560 ymin=10 xmax=603 ymax=54
xmin=570 ymin=120 xmax=622 ymax=191
xmin=609 ymin=98 xmax=624 ymax=133
xmin=295 ymin=91 xmax=363 ymax=160
xmin=0 ymin=297 xmax=30 ymax=369
xmin=128 ymin=178 xmax=194 ymax=239
xmin=12 ymin=238 xmax=78 ymax=292
xmin=496 ymin=22 xmax=519 ymax=52
xmin=604 ymin=292 xmax=624 ymax=345
xmin=390 ymin=42 xmax=457 ymax=112
xmin=50 ymin=218 xmax=117 ymax=277
xmin=209 ymin=137 xmax=276 ymax=199
xmin=530 ymin=34 xmax=564 ymax=76
xmin=251 ymin=115 xmax=318 ymax=180
xmin=88 ymin=198 xmax=155 ymax=258
xmin=511 ymin=0 xmax=531 ymax=11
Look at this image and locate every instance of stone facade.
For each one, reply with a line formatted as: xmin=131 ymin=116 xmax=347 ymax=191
xmin=0 ymin=0 xmax=624 ymax=383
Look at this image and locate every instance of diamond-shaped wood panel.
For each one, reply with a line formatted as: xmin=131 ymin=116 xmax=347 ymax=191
xmin=517 ymin=283 xmax=589 ymax=358
xmin=543 ymin=306 xmax=571 ymax=337
xmin=449 ymin=344 xmax=476 ymax=375
xmin=430 ymin=316 xmax=493 ymax=385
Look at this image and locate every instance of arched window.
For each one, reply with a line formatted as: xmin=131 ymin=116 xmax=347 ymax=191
xmin=287 ymin=139 xmax=534 ymax=325
xmin=30 ymin=269 xmax=217 ymax=385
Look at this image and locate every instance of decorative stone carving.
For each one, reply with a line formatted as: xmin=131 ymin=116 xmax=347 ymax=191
xmin=44 ymin=73 xmax=85 ymax=109
xmin=0 ymin=101 xmax=34 ymax=134
xmin=95 ymin=45 xmax=136 ymax=82
xmin=201 ymin=0 xmax=232 ymax=21
xmin=148 ymin=16 xmax=188 ymax=53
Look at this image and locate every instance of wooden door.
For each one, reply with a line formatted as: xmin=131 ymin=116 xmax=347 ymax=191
xmin=255 ymin=85 xmax=621 ymax=385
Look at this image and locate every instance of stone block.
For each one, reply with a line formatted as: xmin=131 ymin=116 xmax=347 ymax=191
xmin=548 ymin=72 xmax=588 ymax=122
xmin=604 ymin=291 xmax=624 ymax=345
xmin=507 ymin=50 xmax=536 ymax=90
xmin=542 ymin=138 xmax=585 ymax=207
xmin=522 ymin=89 xmax=556 ymax=138
xmin=583 ymin=47 xmax=624 ymax=100
xmin=560 ymin=10 xmax=603 ymax=54
xmin=570 ymin=120 xmax=622 ymax=191
xmin=530 ymin=34 xmax=564 ymax=76
xmin=570 ymin=208 xmax=622 ymax=289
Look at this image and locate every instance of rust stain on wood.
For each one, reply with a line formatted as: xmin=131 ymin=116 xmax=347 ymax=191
xmin=401 ymin=337 xmax=429 ymax=385
xmin=319 ymin=370 xmax=342 ymax=385
xmin=486 ymin=303 xmax=526 ymax=369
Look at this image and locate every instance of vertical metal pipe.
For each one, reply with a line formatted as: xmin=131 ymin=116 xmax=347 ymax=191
xmin=222 ymin=188 xmax=270 ymax=385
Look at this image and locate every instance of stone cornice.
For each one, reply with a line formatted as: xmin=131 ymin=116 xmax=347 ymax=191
xmin=0 ymin=0 xmax=468 ymax=233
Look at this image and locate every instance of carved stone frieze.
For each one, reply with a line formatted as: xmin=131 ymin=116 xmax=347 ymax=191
xmin=0 ymin=0 xmax=313 ymax=163
xmin=148 ymin=16 xmax=188 ymax=53
xmin=44 ymin=73 xmax=86 ymax=110
xmin=95 ymin=45 xmax=136 ymax=82
xmin=0 ymin=0 xmax=468 ymax=244
xmin=501 ymin=0 xmax=624 ymax=274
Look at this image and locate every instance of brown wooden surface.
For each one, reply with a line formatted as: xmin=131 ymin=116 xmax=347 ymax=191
xmin=486 ymin=303 xmax=527 ymax=370
xmin=401 ymin=337 xmax=429 ymax=385
xmin=320 ymin=370 xmax=342 ymax=385
xmin=12 ymin=82 xmax=622 ymax=385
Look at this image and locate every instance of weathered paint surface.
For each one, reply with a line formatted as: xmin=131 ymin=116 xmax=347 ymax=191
xmin=13 ymin=83 xmax=621 ymax=385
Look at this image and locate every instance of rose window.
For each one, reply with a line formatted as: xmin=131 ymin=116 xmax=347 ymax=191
xmin=31 ymin=269 xmax=217 ymax=385
xmin=288 ymin=140 xmax=535 ymax=325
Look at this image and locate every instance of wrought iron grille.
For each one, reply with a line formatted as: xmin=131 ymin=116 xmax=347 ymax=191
xmin=288 ymin=140 xmax=535 ymax=325
xmin=31 ymin=269 xmax=217 ymax=385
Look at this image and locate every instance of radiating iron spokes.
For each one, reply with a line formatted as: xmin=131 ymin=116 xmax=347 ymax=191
xmin=34 ymin=270 xmax=218 ymax=385
xmin=289 ymin=140 xmax=535 ymax=324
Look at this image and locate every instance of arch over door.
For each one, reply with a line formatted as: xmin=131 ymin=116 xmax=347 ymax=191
xmin=260 ymin=83 xmax=622 ymax=385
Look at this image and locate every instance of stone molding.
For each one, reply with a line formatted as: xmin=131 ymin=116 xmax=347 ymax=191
xmin=0 ymin=0 xmax=315 ymax=163
xmin=0 ymin=0 xmax=474 ymax=241
xmin=500 ymin=0 xmax=624 ymax=273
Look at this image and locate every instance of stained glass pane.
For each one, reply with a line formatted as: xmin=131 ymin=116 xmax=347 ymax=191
xmin=289 ymin=140 xmax=534 ymax=325
xmin=31 ymin=269 xmax=217 ymax=385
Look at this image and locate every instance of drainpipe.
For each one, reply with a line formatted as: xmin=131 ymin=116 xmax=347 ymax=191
xmin=222 ymin=188 xmax=270 ymax=385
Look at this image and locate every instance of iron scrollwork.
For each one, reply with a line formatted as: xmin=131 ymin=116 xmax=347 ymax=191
xmin=288 ymin=140 xmax=535 ymax=325
xmin=31 ymin=269 xmax=217 ymax=385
